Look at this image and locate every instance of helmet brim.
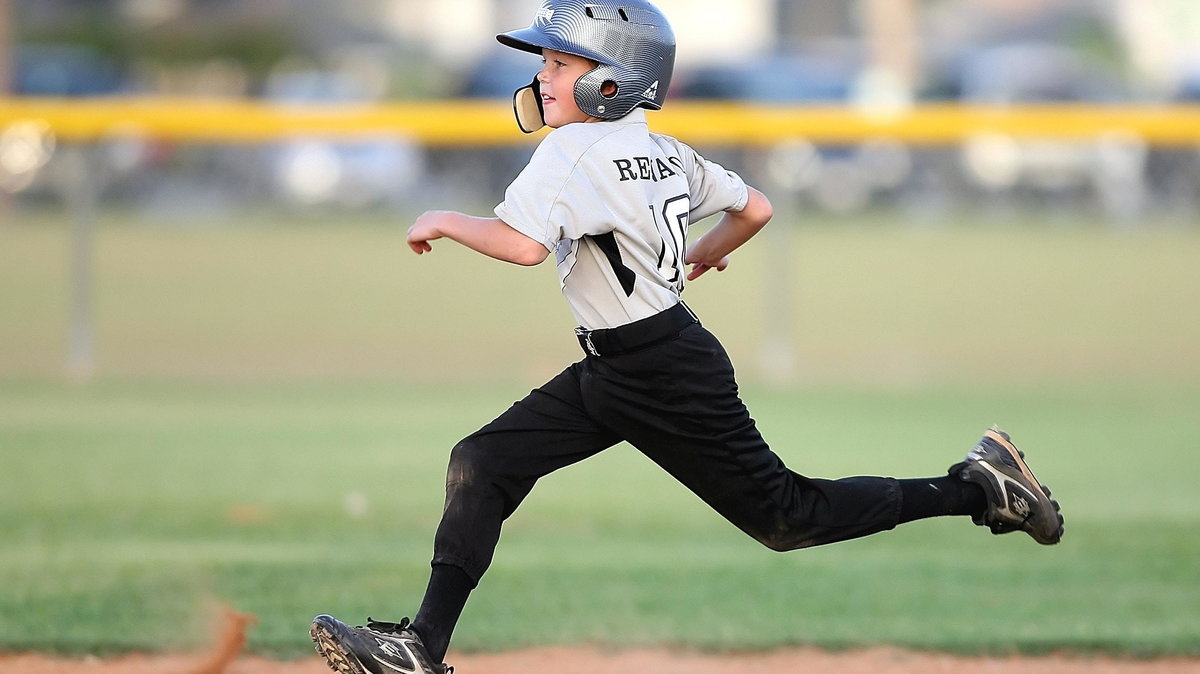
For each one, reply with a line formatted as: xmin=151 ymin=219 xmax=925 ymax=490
xmin=496 ymin=28 xmax=613 ymax=67
xmin=496 ymin=29 xmax=545 ymax=55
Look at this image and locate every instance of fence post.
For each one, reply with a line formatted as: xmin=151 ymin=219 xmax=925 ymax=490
xmin=64 ymin=144 xmax=96 ymax=380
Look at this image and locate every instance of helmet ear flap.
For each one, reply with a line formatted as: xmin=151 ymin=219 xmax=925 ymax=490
xmin=513 ymin=76 xmax=545 ymax=133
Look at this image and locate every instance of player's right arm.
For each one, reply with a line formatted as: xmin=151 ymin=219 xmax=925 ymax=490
xmin=408 ymin=210 xmax=549 ymax=266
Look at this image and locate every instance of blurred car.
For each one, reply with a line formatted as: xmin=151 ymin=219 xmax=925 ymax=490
xmin=456 ymin=48 xmax=540 ymax=99
xmin=264 ymin=70 xmax=423 ymax=209
xmin=675 ymin=55 xmax=858 ymax=103
xmin=14 ymin=44 xmax=126 ymax=96
xmin=1178 ymin=61 xmax=1200 ymax=102
xmin=2 ymin=45 xmax=153 ymax=198
xmin=672 ymin=52 xmax=914 ymax=214
xmin=934 ymin=43 xmax=1145 ymax=218
xmin=941 ymin=43 xmax=1123 ymax=104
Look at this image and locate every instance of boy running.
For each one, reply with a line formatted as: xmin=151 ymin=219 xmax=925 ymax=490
xmin=311 ymin=2 xmax=1063 ymax=673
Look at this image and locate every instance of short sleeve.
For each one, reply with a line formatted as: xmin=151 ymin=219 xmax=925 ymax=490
xmin=655 ymin=135 xmax=749 ymax=222
xmin=495 ymin=130 xmax=619 ymax=251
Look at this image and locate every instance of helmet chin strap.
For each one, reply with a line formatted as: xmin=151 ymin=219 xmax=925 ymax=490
xmin=513 ymin=76 xmax=546 ymax=133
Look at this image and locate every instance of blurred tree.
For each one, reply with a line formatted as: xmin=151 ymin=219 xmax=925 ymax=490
xmin=0 ymin=0 xmax=10 ymax=93
xmin=16 ymin=1 xmax=301 ymax=94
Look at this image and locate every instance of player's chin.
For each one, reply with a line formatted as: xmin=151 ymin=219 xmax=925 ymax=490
xmin=543 ymin=104 xmax=587 ymax=128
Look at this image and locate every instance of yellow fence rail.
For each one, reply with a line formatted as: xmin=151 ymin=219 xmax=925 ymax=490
xmin=3 ymin=97 xmax=1200 ymax=146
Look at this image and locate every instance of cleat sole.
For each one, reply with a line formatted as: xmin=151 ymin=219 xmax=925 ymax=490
xmin=311 ymin=623 xmax=367 ymax=674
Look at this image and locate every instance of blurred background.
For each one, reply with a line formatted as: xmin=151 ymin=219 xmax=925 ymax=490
xmin=3 ymin=1 xmax=1200 ymax=658
xmin=3 ymin=0 xmax=1200 ymax=219
xmin=1 ymin=0 xmax=1199 ymax=384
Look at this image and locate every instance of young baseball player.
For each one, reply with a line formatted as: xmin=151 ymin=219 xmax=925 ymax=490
xmin=310 ymin=2 xmax=1064 ymax=672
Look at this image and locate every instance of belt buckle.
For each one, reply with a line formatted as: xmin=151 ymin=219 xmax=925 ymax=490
xmin=574 ymin=327 xmax=601 ymax=357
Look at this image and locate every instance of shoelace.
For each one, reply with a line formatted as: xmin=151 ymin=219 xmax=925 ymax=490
xmin=362 ymin=618 xmax=454 ymax=674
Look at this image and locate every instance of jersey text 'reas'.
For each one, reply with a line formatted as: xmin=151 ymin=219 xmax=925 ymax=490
xmin=613 ymin=156 xmax=684 ymax=182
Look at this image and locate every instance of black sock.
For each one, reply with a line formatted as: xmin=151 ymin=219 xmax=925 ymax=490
xmin=411 ymin=564 xmax=475 ymax=664
xmin=897 ymin=475 xmax=987 ymax=524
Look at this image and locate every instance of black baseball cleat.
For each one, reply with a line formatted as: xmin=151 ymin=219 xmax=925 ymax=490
xmin=950 ymin=426 xmax=1064 ymax=545
xmin=311 ymin=614 xmax=452 ymax=674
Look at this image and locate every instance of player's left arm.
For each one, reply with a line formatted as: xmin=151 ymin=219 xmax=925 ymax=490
xmin=684 ymin=186 xmax=773 ymax=280
xmin=408 ymin=210 xmax=549 ymax=266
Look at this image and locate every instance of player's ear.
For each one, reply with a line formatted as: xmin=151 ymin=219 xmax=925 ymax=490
xmin=513 ymin=76 xmax=545 ymax=133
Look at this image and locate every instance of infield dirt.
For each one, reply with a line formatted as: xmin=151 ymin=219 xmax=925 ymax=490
xmin=4 ymin=648 xmax=1199 ymax=674
xmin=6 ymin=601 xmax=1198 ymax=673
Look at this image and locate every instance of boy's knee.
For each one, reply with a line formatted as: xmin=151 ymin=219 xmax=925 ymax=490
xmin=754 ymin=532 xmax=796 ymax=552
xmin=447 ymin=438 xmax=487 ymax=488
xmin=444 ymin=436 xmax=530 ymax=520
xmin=750 ymin=525 xmax=818 ymax=552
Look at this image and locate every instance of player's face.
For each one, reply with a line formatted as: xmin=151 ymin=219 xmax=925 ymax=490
xmin=538 ymin=49 xmax=599 ymax=127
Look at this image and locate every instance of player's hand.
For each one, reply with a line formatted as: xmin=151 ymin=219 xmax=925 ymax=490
xmin=407 ymin=211 xmax=445 ymax=254
xmin=686 ymin=255 xmax=729 ymax=281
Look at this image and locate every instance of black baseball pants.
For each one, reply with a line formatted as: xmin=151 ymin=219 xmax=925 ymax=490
xmin=430 ymin=307 xmax=902 ymax=584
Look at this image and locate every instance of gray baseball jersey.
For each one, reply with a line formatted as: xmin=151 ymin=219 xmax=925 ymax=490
xmin=495 ymin=109 xmax=749 ymax=330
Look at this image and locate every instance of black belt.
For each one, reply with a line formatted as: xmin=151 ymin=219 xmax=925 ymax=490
xmin=575 ymin=302 xmax=699 ymax=357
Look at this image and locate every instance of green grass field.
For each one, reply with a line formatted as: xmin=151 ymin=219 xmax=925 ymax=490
xmin=1 ymin=211 xmax=1199 ymax=657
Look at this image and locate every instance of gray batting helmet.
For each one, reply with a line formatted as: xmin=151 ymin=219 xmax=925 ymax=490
xmin=497 ymin=0 xmax=676 ymax=132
